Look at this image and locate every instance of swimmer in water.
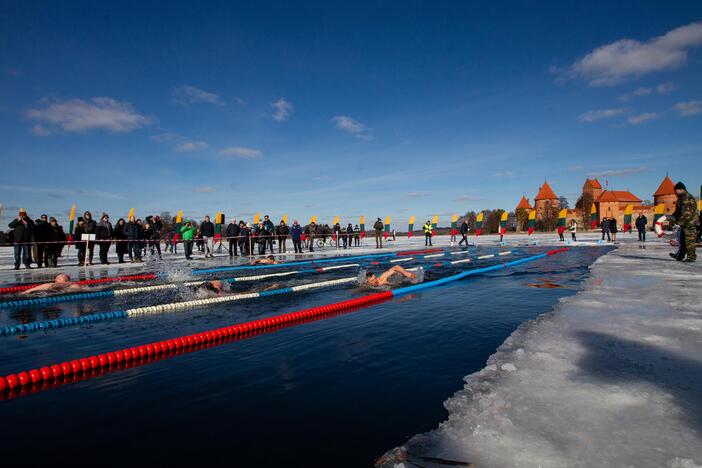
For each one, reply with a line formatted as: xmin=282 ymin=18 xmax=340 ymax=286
xmin=193 ymin=280 xmax=225 ymax=295
xmin=21 ymin=274 xmax=84 ymax=295
xmin=364 ymin=265 xmax=417 ymax=287
xmin=251 ymin=255 xmax=278 ymax=265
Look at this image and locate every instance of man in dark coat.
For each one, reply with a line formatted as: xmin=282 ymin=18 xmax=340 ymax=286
xmin=8 ymin=208 xmax=34 ymax=269
xmin=46 ymin=217 xmax=65 ymax=267
xmin=33 ymin=214 xmax=50 ymax=267
xmin=96 ymin=213 xmax=114 ymax=265
xmin=459 ymin=219 xmax=470 ymax=246
xmin=200 ymin=215 xmax=215 ymax=258
xmin=225 ymin=219 xmax=240 ymax=257
xmin=635 ymin=213 xmax=648 ymax=242
xmin=82 ymin=211 xmax=97 ymax=265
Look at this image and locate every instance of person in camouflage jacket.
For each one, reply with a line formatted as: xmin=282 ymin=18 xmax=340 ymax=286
xmin=673 ymin=181 xmax=698 ymax=263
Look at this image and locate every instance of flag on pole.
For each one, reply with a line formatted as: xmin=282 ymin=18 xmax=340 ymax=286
xmin=653 ymin=204 xmax=664 ymax=224
xmin=527 ymin=210 xmax=536 ymax=235
xmin=282 ymin=214 xmax=288 ymax=224
xmin=499 ymin=211 xmax=508 ymax=235
xmin=127 ymin=208 xmax=135 ymax=220
xmin=476 ymin=212 xmax=484 ymax=236
xmin=67 ymin=204 xmax=76 ymax=243
xmin=253 ymin=213 xmax=261 ymax=225
xmin=450 ymin=214 xmax=458 ymax=236
xmin=173 ymin=210 xmax=183 ymax=242
xmin=431 ymin=215 xmax=439 ymax=233
xmin=407 ymin=215 xmax=415 ymax=238
xmin=332 ymin=215 xmax=340 ymax=225
xmin=557 ymin=208 xmax=567 ymax=236
xmin=359 ymin=216 xmax=366 ymax=238
xmin=309 ymin=215 xmax=317 ymax=224
xmin=623 ymin=205 xmax=633 ymax=233
xmin=214 ymin=212 xmax=224 ymax=241
xmin=590 ymin=203 xmax=598 ymax=229
xmin=383 ymin=216 xmax=391 ymax=239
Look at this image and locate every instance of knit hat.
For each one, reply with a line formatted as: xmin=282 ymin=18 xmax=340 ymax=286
xmin=674 ymin=181 xmax=686 ymax=191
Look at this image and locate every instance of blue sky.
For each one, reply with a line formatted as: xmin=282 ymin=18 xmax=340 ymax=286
xmin=1 ymin=1 xmax=701 ymax=227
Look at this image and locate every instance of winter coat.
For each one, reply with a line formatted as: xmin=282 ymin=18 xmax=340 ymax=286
xmin=569 ymin=220 xmax=577 ymax=233
xmin=675 ymin=191 xmax=700 ymax=227
xmin=276 ymin=224 xmax=290 ymax=236
xmin=124 ymin=221 xmax=143 ymax=241
xmin=200 ymin=221 xmax=215 ymax=237
xmin=263 ymin=220 xmax=275 ymax=233
xmin=96 ymin=220 xmax=113 ymax=240
xmin=423 ymin=222 xmax=433 ymax=235
xmin=225 ymin=223 xmax=240 ymax=240
xmin=180 ymin=224 xmax=196 ymax=241
xmin=83 ymin=216 xmax=97 ymax=234
xmin=460 ymin=222 xmax=469 ymax=234
xmin=601 ymin=218 xmax=610 ymax=232
xmin=8 ymin=217 xmax=34 ymax=243
xmin=609 ymin=218 xmax=618 ymax=233
xmin=635 ymin=215 xmax=647 ymax=230
xmin=47 ymin=224 xmax=65 ymax=243
xmin=290 ymin=224 xmax=303 ymax=241
xmin=373 ymin=220 xmax=384 ymax=232
xmin=34 ymin=220 xmax=50 ymax=242
xmin=114 ymin=223 xmax=129 ymax=254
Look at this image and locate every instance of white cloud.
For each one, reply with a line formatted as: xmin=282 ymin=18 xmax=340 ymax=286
xmin=175 ymin=141 xmax=208 ymax=152
xmin=587 ymin=167 xmax=648 ymax=177
xmin=627 ymin=112 xmax=658 ymax=124
xmin=26 ymin=97 xmax=154 ymax=135
xmin=331 ymin=115 xmax=373 ymax=140
xmin=558 ymin=21 xmax=702 ymax=86
xmin=150 ymin=132 xmax=182 ymax=143
xmin=271 ymin=97 xmax=293 ymax=121
xmin=454 ymin=195 xmax=483 ymax=202
xmin=172 ymin=85 xmax=225 ymax=106
xmin=633 ymin=87 xmax=652 ymax=96
xmin=656 ymin=82 xmax=677 ymax=94
xmin=673 ymin=100 xmax=702 ymax=116
xmin=577 ymin=108 xmax=626 ymax=123
xmin=194 ymin=186 xmax=217 ymax=193
xmin=218 ymin=146 xmax=262 ymax=158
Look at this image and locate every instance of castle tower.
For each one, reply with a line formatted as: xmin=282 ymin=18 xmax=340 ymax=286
xmin=516 ymin=195 xmax=533 ymax=212
xmin=582 ymin=178 xmax=602 ymax=204
xmin=653 ymin=175 xmax=677 ymax=215
xmin=534 ymin=181 xmax=559 ymax=221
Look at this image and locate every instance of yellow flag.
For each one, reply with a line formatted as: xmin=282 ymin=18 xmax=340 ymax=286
xmin=451 ymin=213 xmax=458 ymax=223
xmin=69 ymin=204 xmax=76 ymax=222
xmin=476 ymin=212 xmax=484 ymax=223
xmin=528 ymin=210 xmax=536 ymax=220
xmin=654 ymin=203 xmax=664 ymax=215
xmin=332 ymin=215 xmax=340 ymax=225
xmin=409 ymin=215 xmax=416 ymax=225
xmin=624 ymin=205 xmax=633 ymax=216
xmin=310 ymin=215 xmax=317 ymax=224
xmin=359 ymin=215 xmax=365 ymax=225
xmin=500 ymin=211 xmax=508 ymax=222
xmin=431 ymin=215 xmax=439 ymax=226
xmin=215 ymin=212 xmax=223 ymax=224
xmin=282 ymin=214 xmax=288 ymax=224
xmin=384 ymin=216 xmax=391 ymax=226
xmin=175 ymin=210 xmax=183 ymax=223
xmin=253 ymin=213 xmax=261 ymax=224
xmin=558 ymin=208 xmax=567 ymax=219
xmin=127 ymin=208 xmax=135 ymax=220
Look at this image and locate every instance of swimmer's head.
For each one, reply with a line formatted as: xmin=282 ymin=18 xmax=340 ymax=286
xmin=365 ymin=272 xmax=374 ymax=279
xmin=55 ymin=274 xmax=71 ymax=283
xmin=268 ymin=255 xmax=275 ymax=261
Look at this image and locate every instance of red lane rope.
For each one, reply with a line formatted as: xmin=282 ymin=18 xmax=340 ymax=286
xmin=395 ymin=248 xmax=443 ymax=256
xmin=0 ymin=273 xmax=159 ymax=295
xmin=0 ymin=291 xmax=393 ymax=398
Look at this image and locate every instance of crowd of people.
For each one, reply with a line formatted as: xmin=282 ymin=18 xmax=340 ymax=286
xmin=5 ymin=181 xmax=699 ymax=269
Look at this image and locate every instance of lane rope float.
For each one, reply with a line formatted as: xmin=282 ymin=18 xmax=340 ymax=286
xmin=0 ymin=248 xmax=567 ymax=395
xmin=0 ymin=273 xmax=159 ymax=295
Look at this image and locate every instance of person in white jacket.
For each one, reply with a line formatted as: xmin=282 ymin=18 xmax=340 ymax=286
xmin=569 ymin=219 xmax=577 ymax=242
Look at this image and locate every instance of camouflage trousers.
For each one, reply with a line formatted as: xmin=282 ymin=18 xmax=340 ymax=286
xmin=683 ymin=226 xmax=697 ymax=261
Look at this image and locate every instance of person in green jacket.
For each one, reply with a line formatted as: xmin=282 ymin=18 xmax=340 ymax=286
xmin=373 ymin=217 xmax=384 ymax=248
xmin=180 ymin=221 xmax=197 ymax=260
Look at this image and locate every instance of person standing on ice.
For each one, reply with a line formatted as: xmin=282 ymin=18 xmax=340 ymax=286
xmin=180 ymin=220 xmax=196 ymax=260
xmin=276 ymin=219 xmax=289 ymax=253
xmin=9 ymin=208 xmax=34 ymax=270
xmin=569 ymin=219 xmax=577 ymax=242
xmin=82 ymin=211 xmax=97 ymax=265
xmin=95 ymin=213 xmax=113 ymax=265
xmin=124 ymin=216 xmax=143 ymax=263
xmin=113 ymin=218 xmax=128 ymax=263
xmin=353 ymin=224 xmax=361 ymax=246
xmin=263 ymin=215 xmax=275 ymax=253
xmin=238 ymin=221 xmax=250 ymax=255
xmin=290 ymin=220 xmax=303 ymax=253
xmin=600 ymin=217 xmax=611 ymax=241
xmin=423 ymin=220 xmax=433 ymax=246
xmin=459 ymin=219 xmax=470 ymax=246
xmin=635 ymin=212 xmax=648 ymax=242
xmin=200 ymin=215 xmax=215 ymax=258
xmin=373 ymin=217 xmax=384 ymax=248
xmin=609 ymin=217 xmax=618 ymax=242
xmin=671 ymin=181 xmax=698 ymax=263
xmin=225 ymin=218 xmax=240 ymax=257
xmin=346 ymin=223 xmax=354 ymax=249
xmin=307 ymin=221 xmax=318 ymax=252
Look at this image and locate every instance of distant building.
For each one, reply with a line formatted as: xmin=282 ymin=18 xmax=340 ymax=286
xmin=533 ymin=181 xmax=559 ymax=220
xmin=515 ymin=195 xmax=533 ymax=211
xmin=653 ymin=175 xmax=677 ymax=216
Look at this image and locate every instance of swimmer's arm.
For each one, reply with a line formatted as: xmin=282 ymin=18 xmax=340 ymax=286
xmin=20 ymin=283 xmax=54 ymax=294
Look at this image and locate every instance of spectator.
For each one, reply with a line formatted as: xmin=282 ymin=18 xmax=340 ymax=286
xmin=200 ymin=215 xmax=215 ymax=258
xmin=263 ymin=215 xmax=275 ymax=253
xmin=610 ymin=217 xmax=618 ymax=242
xmin=225 ymin=218 xmax=240 ymax=257
xmin=307 ymin=222 xmax=318 ymax=252
xmin=354 ymin=224 xmax=361 ymax=247
xmin=635 ymin=212 xmax=648 ymax=242
xmin=96 ymin=213 xmax=113 ymax=265
xmin=600 ymin=217 xmax=611 ymax=242
xmin=83 ymin=211 xmax=97 ymax=265
xmin=276 ymin=220 xmax=290 ymax=253
xmin=257 ymin=221 xmax=270 ymax=255
xmin=672 ymin=181 xmax=698 ymax=263
xmin=459 ymin=219 xmax=469 ymax=246
xmin=373 ymin=218 xmax=384 ymax=248
xmin=164 ymin=229 xmax=174 ymax=253
xmin=180 ymin=220 xmax=197 ymax=260
xmin=569 ymin=219 xmax=577 ymax=242
xmin=238 ymin=221 xmax=250 ymax=256
xmin=149 ymin=215 xmax=163 ymax=258
xmin=423 ymin=220 xmax=433 ymax=246
xmin=346 ymin=223 xmax=354 ymax=249
xmin=334 ymin=222 xmax=342 ymax=248
xmin=124 ymin=216 xmax=143 ymax=263
xmin=73 ymin=217 xmax=88 ymax=266
xmin=114 ymin=218 xmax=129 ymax=263
xmin=291 ymin=220 xmax=303 ymax=253
xmin=34 ymin=214 xmax=50 ymax=268
xmin=8 ymin=208 xmax=34 ymax=270
xmin=46 ymin=217 xmax=65 ymax=267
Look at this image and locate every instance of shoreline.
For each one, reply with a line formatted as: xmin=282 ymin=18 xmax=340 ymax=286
xmin=378 ymin=239 xmax=702 ymax=468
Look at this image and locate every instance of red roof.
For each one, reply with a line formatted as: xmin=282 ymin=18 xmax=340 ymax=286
xmin=516 ymin=195 xmax=533 ymax=210
xmin=584 ymin=178 xmax=602 ymax=189
xmin=597 ymin=190 xmax=642 ymax=203
xmin=535 ymin=181 xmax=558 ymax=201
xmin=653 ymin=175 xmax=676 ymax=197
